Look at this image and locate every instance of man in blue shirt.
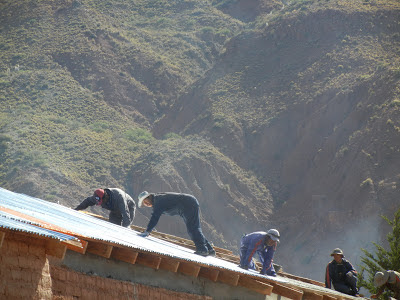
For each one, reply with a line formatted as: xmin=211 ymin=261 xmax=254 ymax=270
xmin=239 ymin=229 xmax=280 ymax=276
xmin=137 ymin=191 xmax=215 ymax=257
xmin=75 ymin=188 xmax=136 ymax=228
xmin=325 ymin=248 xmax=359 ymax=296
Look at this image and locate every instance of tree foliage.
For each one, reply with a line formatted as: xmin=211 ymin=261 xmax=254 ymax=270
xmin=358 ymin=208 xmax=400 ymax=298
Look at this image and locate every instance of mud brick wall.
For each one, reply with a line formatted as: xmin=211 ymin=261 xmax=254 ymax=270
xmin=0 ymin=231 xmax=212 ymax=300
xmin=0 ymin=232 xmax=53 ymax=299
xmin=51 ymin=265 xmax=212 ymax=299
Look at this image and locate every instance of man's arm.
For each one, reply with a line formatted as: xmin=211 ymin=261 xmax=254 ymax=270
xmin=146 ymin=207 xmax=163 ymax=233
xmin=325 ymin=263 xmax=332 ymax=288
xmin=75 ymin=197 xmax=96 ymax=211
xmin=260 ymin=245 xmax=276 ymax=275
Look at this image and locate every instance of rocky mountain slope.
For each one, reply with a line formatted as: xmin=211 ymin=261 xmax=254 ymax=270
xmin=1 ymin=0 xmax=399 ymax=281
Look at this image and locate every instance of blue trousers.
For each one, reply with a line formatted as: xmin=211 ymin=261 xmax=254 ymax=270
xmin=182 ymin=202 xmax=213 ymax=252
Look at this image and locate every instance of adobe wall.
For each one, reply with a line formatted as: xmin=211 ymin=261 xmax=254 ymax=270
xmin=0 ymin=232 xmax=53 ymax=299
xmin=63 ymin=250 xmax=267 ymax=300
xmin=0 ymin=231 xmax=212 ymax=300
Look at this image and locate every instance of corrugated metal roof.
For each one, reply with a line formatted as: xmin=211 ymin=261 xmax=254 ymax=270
xmin=0 ymin=210 xmax=79 ymax=242
xmin=0 ymin=187 xmax=360 ymax=299
xmin=0 ymin=187 xmax=284 ymax=281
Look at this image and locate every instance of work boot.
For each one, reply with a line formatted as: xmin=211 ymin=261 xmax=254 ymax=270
xmin=194 ymin=250 xmax=209 ymax=256
xmin=208 ymin=249 xmax=216 ymax=257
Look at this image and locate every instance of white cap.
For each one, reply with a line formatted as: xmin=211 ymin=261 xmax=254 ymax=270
xmin=267 ymin=229 xmax=280 ymax=242
xmin=138 ymin=191 xmax=150 ymax=207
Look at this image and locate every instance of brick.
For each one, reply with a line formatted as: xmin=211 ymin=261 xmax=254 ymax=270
xmin=29 ymin=244 xmax=45 ymax=257
xmin=5 ymin=254 xmax=19 ymax=267
xmin=18 ymin=241 xmax=29 ymax=254
xmin=10 ymin=268 xmax=23 ymax=280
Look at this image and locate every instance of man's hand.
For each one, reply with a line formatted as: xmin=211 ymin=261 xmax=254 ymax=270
xmin=138 ymin=231 xmax=150 ymax=237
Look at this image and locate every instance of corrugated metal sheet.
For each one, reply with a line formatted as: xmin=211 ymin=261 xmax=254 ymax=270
xmin=0 ymin=187 xmax=287 ymax=284
xmin=0 ymin=211 xmax=79 ymax=242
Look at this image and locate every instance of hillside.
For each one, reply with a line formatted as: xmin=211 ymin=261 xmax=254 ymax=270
xmin=1 ymin=0 xmax=400 ymax=282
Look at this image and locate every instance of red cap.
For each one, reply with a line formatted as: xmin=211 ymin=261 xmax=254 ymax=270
xmin=94 ymin=189 xmax=105 ymax=205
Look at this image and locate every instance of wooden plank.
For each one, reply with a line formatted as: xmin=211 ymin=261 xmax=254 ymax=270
xmin=86 ymin=241 xmax=113 ymax=258
xmin=0 ymin=231 xmax=5 ymax=249
xmin=63 ymin=238 xmax=87 ymax=254
xmin=111 ymin=247 xmax=138 ymax=264
xmin=178 ymin=261 xmax=200 ymax=277
xmin=159 ymin=257 xmax=180 ymax=273
xmin=199 ymin=267 xmax=219 ymax=282
xmin=217 ymin=271 xmax=240 ymax=286
xmin=281 ymin=272 xmax=325 ymax=287
xmin=303 ymin=291 xmax=324 ymax=300
xmin=272 ymin=282 xmax=303 ymax=300
xmin=323 ymin=295 xmax=338 ymax=300
xmin=46 ymin=239 xmax=67 ymax=260
xmin=238 ymin=276 xmax=274 ymax=295
xmin=136 ymin=252 xmax=162 ymax=270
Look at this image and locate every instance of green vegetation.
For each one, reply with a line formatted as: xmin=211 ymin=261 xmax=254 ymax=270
xmin=358 ymin=208 xmax=400 ymax=298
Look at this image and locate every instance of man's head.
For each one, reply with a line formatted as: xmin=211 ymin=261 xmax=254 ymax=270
xmin=374 ymin=271 xmax=389 ymax=287
xmin=93 ymin=189 xmax=105 ymax=205
xmin=330 ymin=248 xmax=344 ymax=262
xmin=138 ymin=191 xmax=152 ymax=207
xmin=266 ymin=229 xmax=280 ymax=245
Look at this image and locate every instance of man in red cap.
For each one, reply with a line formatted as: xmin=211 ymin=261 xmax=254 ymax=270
xmin=75 ymin=188 xmax=136 ymax=228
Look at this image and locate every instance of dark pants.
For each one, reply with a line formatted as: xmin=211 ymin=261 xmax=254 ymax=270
xmin=108 ymin=202 xmax=135 ymax=226
xmin=333 ymin=272 xmax=358 ymax=295
xmin=182 ymin=201 xmax=213 ymax=252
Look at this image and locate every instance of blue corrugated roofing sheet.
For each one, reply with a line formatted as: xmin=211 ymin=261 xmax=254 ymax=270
xmin=0 ymin=187 xmax=287 ymax=284
xmin=0 ymin=212 xmax=78 ymax=242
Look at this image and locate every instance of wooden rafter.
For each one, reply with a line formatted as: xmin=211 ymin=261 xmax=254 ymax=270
xmin=272 ymin=282 xmax=303 ymax=300
xmin=237 ymin=276 xmax=273 ymax=295
xmin=86 ymin=241 xmax=113 ymax=258
xmin=111 ymin=247 xmax=138 ymax=264
xmin=136 ymin=252 xmax=162 ymax=269
xmin=199 ymin=267 xmax=219 ymax=282
xmin=178 ymin=261 xmax=201 ymax=277
xmin=159 ymin=257 xmax=180 ymax=273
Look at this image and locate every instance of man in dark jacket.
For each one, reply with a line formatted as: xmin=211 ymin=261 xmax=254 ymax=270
xmin=75 ymin=188 xmax=136 ymax=228
xmin=137 ymin=191 xmax=215 ymax=257
xmin=239 ymin=229 xmax=280 ymax=276
xmin=325 ymin=248 xmax=359 ymax=296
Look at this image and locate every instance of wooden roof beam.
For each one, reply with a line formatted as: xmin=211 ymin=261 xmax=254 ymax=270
xmin=237 ymin=276 xmax=273 ymax=295
xmin=135 ymin=252 xmax=162 ymax=270
xmin=178 ymin=261 xmax=201 ymax=277
xmin=303 ymin=291 xmax=324 ymax=300
xmin=323 ymin=295 xmax=339 ymax=300
xmin=111 ymin=247 xmax=138 ymax=264
xmin=159 ymin=257 xmax=180 ymax=273
xmin=46 ymin=239 xmax=67 ymax=260
xmin=199 ymin=267 xmax=219 ymax=282
xmin=272 ymin=282 xmax=303 ymax=300
xmin=217 ymin=270 xmax=240 ymax=286
xmin=86 ymin=241 xmax=113 ymax=258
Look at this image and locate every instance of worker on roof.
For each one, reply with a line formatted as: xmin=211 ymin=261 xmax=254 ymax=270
xmin=75 ymin=188 xmax=136 ymax=228
xmin=238 ymin=229 xmax=280 ymax=277
xmin=137 ymin=191 xmax=216 ymax=257
xmin=371 ymin=270 xmax=400 ymax=299
xmin=325 ymin=248 xmax=359 ymax=296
